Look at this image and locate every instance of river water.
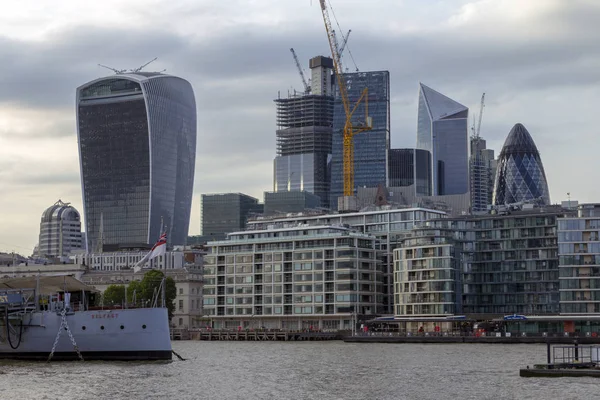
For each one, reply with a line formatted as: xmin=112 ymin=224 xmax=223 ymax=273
xmin=1 ymin=342 xmax=598 ymax=399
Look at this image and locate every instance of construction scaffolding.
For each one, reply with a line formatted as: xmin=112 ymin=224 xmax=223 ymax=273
xmin=275 ymin=94 xmax=334 ymax=156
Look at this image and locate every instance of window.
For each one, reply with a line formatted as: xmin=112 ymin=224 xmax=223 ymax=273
xmin=178 ymin=318 xmax=183 ymax=326
xmin=179 ymin=288 xmax=183 ymax=295
xmin=179 ymin=300 xmax=184 ymax=310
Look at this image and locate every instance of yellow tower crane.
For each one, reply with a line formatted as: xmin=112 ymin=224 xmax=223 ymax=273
xmin=319 ymin=0 xmax=372 ymax=199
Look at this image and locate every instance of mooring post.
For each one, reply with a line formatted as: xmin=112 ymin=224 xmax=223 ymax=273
xmin=574 ymin=340 xmax=579 ymax=362
xmin=547 ymin=341 xmax=551 ymax=367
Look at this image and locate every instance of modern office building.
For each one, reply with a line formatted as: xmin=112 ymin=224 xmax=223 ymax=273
xmin=394 ymin=204 xmax=571 ymax=317
xmin=263 ymin=191 xmax=321 ymax=216
xmin=416 ymin=83 xmax=469 ymax=196
xmin=470 ymin=137 xmax=496 ymax=212
xmin=37 ymin=200 xmax=83 ymax=259
xmin=558 ymin=203 xmax=600 ymax=314
xmin=201 ymin=193 xmax=263 ymax=241
xmin=493 ymin=123 xmax=550 ymax=206
xmin=76 ymin=72 xmax=197 ymax=250
xmin=247 ymin=206 xmax=447 ymax=313
xmin=388 ymin=148 xmax=432 ymax=196
xmin=202 ymin=225 xmax=383 ymax=330
xmin=329 ymin=71 xmax=390 ymax=208
xmin=274 ymin=56 xmax=334 ymax=207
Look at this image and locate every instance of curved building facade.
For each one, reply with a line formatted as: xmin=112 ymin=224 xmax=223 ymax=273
xmin=493 ymin=123 xmax=550 ymax=206
xmin=38 ymin=200 xmax=83 ymax=258
xmin=77 ymin=72 xmax=196 ymax=250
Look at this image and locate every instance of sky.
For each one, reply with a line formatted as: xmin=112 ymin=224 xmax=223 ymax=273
xmin=1 ymin=0 xmax=599 ymax=255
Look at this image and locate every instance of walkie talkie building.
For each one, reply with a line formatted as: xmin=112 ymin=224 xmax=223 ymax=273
xmin=76 ymin=72 xmax=197 ymax=251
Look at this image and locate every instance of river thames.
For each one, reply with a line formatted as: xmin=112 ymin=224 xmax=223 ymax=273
xmin=0 ymin=342 xmax=597 ymax=399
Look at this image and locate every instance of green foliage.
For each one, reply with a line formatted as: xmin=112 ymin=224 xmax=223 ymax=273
xmin=102 ymin=284 xmax=126 ymax=306
xmin=128 ymin=270 xmax=177 ymax=318
xmin=127 ymin=280 xmax=142 ymax=303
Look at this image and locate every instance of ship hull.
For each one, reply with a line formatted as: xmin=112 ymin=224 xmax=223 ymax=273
xmin=0 ymin=308 xmax=172 ymax=361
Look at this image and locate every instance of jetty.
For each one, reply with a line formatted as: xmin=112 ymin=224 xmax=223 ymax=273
xmin=520 ymin=342 xmax=600 ymax=377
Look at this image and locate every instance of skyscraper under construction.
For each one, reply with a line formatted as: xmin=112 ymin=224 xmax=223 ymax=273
xmin=273 ymin=56 xmax=334 ymax=207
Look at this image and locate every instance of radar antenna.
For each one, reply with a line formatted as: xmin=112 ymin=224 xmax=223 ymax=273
xmin=98 ymin=58 xmax=165 ymax=75
xmin=132 ymin=57 xmax=158 ymax=73
xmin=97 ymin=64 xmax=127 ymax=74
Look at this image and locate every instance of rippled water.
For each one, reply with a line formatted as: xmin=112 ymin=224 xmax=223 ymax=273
xmin=1 ymin=342 xmax=598 ymax=399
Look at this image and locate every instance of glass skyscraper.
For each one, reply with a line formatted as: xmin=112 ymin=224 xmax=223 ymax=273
xmin=77 ymin=72 xmax=197 ymax=250
xmin=492 ymin=123 xmax=550 ymax=206
xmin=201 ymin=193 xmax=263 ymax=241
xmin=388 ymin=148 xmax=432 ymax=195
xmin=329 ymin=71 xmax=390 ymax=209
xmin=416 ymin=83 xmax=469 ymax=196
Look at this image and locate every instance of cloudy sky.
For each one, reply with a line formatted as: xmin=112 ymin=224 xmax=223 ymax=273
xmin=1 ymin=0 xmax=599 ymax=254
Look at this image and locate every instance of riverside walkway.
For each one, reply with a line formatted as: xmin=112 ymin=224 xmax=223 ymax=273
xmin=185 ymin=329 xmax=341 ymax=341
xmin=345 ymin=331 xmax=600 ymax=344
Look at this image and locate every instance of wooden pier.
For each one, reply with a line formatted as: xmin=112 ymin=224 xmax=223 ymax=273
xmin=187 ymin=330 xmax=341 ymax=341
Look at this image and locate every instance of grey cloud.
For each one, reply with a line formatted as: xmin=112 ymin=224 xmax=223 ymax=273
xmin=2 ymin=0 xmax=600 ymax=249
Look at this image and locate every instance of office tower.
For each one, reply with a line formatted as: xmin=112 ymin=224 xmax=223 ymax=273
xmin=310 ymin=56 xmax=333 ymax=96
xmin=263 ymin=191 xmax=321 ymax=216
xmin=37 ymin=200 xmax=83 ymax=258
xmin=416 ymin=83 xmax=469 ymax=196
xmin=273 ymin=56 xmax=334 ymax=207
xmin=329 ymin=71 xmax=390 ymax=208
xmin=201 ymin=193 xmax=263 ymax=240
xmin=470 ymin=137 xmax=496 ymax=212
xmin=77 ymin=72 xmax=196 ymax=250
xmin=388 ymin=148 xmax=432 ymax=196
xmin=492 ymin=123 xmax=550 ymax=205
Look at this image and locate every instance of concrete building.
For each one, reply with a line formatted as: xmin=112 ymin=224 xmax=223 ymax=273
xmin=77 ymin=72 xmax=197 ymax=250
xmin=37 ymin=200 xmax=83 ymax=259
xmin=355 ymin=186 xmax=471 ymax=217
xmin=201 ymin=193 xmax=263 ymax=241
xmin=274 ymin=56 xmax=334 ymax=207
xmin=202 ymin=225 xmax=382 ymax=330
xmin=393 ymin=204 xmax=572 ymax=318
xmin=416 ymin=83 xmax=469 ymax=196
xmin=247 ymin=206 xmax=447 ymax=313
xmin=394 ymin=226 xmax=462 ymax=317
xmin=329 ymin=71 xmax=390 ymax=208
xmin=558 ymin=203 xmax=600 ymax=314
xmin=74 ymin=248 xmax=204 ymax=272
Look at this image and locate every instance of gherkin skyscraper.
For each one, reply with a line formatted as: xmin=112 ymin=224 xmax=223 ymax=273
xmin=492 ymin=123 xmax=550 ymax=205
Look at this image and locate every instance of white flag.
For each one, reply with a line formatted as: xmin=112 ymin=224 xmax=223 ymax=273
xmin=134 ymin=232 xmax=167 ymax=272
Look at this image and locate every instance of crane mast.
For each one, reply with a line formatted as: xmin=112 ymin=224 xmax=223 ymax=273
xmin=319 ymin=0 xmax=371 ymax=198
xmin=290 ymin=48 xmax=310 ymax=94
xmin=475 ymin=92 xmax=485 ymax=139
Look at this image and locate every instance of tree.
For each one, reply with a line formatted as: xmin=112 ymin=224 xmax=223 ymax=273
xmin=129 ymin=270 xmax=177 ymax=318
xmin=127 ymin=280 xmax=142 ymax=304
xmin=102 ymin=284 xmax=126 ymax=306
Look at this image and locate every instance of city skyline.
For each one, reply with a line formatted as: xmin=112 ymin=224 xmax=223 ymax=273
xmin=1 ymin=0 xmax=599 ymax=253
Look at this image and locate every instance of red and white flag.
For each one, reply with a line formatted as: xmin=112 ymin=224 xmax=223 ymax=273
xmin=134 ymin=232 xmax=167 ymax=272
